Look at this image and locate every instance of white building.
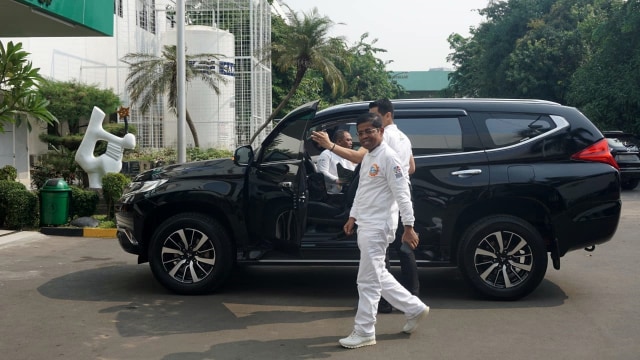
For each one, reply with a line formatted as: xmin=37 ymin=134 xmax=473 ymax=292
xmin=1 ymin=0 xmax=273 ymax=185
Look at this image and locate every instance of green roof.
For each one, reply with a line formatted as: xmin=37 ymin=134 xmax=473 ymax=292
xmin=391 ymin=71 xmax=452 ymax=92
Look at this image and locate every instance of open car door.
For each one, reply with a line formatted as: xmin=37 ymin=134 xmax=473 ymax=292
xmin=245 ymin=101 xmax=319 ymax=252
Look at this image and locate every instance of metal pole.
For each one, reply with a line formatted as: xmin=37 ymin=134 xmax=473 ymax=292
xmin=176 ymin=0 xmax=187 ymax=163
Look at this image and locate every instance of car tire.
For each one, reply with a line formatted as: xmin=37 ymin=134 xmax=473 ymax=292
xmin=458 ymin=215 xmax=548 ymax=300
xmin=621 ymin=179 xmax=639 ymax=190
xmin=148 ymin=213 xmax=233 ymax=295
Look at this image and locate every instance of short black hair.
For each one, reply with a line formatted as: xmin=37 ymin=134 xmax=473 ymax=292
xmin=368 ymin=98 xmax=394 ymax=117
xmin=333 ymin=129 xmax=350 ymax=142
xmin=356 ymin=112 xmax=383 ymax=128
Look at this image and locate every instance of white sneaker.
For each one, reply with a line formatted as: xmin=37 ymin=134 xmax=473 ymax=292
xmin=339 ymin=331 xmax=376 ymax=349
xmin=402 ymin=306 xmax=430 ymax=334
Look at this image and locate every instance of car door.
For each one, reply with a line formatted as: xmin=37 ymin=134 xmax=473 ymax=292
xmin=245 ymin=101 xmax=319 ymax=252
xmin=394 ymin=108 xmax=491 ymax=264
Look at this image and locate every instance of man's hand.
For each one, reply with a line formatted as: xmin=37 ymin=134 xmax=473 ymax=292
xmin=310 ymin=130 xmax=332 ymax=149
xmin=402 ymin=226 xmax=420 ymax=250
xmin=344 ymin=217 xmax=356 ymax=235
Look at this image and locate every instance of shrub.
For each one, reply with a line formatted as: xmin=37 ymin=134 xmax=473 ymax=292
xmin=70 ymin=186 xmax=100 ymax=218
xmin=0 ymin=165 xmax=18 ymax=181
xmin=0 ymin=180 xmax=27 ymax=227
xmin=31 ymin=148 xmax=84 ymax=189
xmin=102 ymin=172 xmax=130 ymax=219
xmin=0 ymin=180 xmax=37 ymax=229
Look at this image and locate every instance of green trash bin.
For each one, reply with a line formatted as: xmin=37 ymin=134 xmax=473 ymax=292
xmin=40 ymin=178 xmax=71 ymax=226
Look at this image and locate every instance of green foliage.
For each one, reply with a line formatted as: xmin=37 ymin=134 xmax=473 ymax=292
xmin=0 ymin=180 xmax=26 ymax=226
xmin=102 ymin=173 xmax=130 ymax=220
xmin=38 ymin=79 xmax=121 ymax=135
xmin=98 ymin=219 xmax=116 ymax=229
xmin=339 ymin=34 xmax=406 ymax=102
xmin=186 ymin=147 xmax=233 ymax=161
xmin=255 ymin=8 xmax=348 ymax=144
xmin=31 ymin=147 xmax=82 ymax=189
xmin=445 ymin=0 xmax=640 ymax=132
xmin=0 ymin=165 xmax=17 ymax=181
xmin=270 ymin=16 xmax=403 ymax=123
xmin=69 ymin=186 xmax=99 ymax=218
xmin=0 ymin=180 xmax=37 ymax=229
xmin=567 ymin=0 xmax=640 ymax=132
xmin=0 ymin=41 xmax=57 ymax=132
xmin=124 ymin=146 xmax=231 ymax=164
xmin=38 ymin=133 xmax=84 ymax=151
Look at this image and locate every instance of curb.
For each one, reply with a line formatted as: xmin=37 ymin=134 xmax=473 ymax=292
xmin=40 ymin=227 xmax=117 ymax=238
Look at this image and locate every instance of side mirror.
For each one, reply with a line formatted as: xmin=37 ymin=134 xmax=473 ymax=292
xmin=233 ymin=145 xmax=253 ymax=166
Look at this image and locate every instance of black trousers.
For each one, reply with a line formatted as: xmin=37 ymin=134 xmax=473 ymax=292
xmin=386 ymin=222 xmax=420 ymax=296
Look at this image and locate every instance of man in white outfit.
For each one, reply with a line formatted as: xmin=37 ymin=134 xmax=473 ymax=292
xmin=310 ymin=99 xmax=419 ymax=314
xmin=315 ymin=129 xmax=356 ymax=194
xmin=339 ymin=112 xmax=429 ymax=349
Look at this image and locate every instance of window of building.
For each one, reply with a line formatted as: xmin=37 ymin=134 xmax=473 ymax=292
xmin=136 ymin=0 xmax=156 ymax=34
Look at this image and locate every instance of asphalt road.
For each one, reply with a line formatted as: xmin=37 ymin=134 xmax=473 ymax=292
xmin=1 ymin=192 xmax=639 ymax=360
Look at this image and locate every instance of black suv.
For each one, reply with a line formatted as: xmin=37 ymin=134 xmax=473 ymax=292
xmin=602 ymin=131 xmax=640 ymax=190
xmin=116 ymin=99 xmax=621 ymax=300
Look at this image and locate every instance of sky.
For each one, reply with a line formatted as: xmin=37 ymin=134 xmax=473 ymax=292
xmin=281 ymin=0 xmax=489 ymax=71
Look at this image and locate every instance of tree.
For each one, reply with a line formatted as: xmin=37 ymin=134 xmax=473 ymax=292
xmin=250 ymin=8 xmax=347 ymax=144
xmin=339 ymin=34 xmax=405 ymax=102
xmin=446 ymin=0 xmax=557 ymax=98
xmin=121 ymin=45 xmax=226 ymax=148
xmin=39 ymin=79 xmax=121 ymax=135
xmin=0 ymin=41 xmax=57 ymax=132
xmin=568 ymin=0 xmax=639 ymax=132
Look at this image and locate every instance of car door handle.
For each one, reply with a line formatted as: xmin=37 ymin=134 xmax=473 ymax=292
xmin=451 ymin=169 xmax=482 ymax=177
xmin=279 ymin=182 xmax=292 ymax=188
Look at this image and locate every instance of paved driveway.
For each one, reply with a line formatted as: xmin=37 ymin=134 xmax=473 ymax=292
xmin=1 ymin=193 xmax=639 ymax=359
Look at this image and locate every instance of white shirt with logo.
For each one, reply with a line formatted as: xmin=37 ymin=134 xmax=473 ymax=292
xmin=350 ymin=142 xmax=415 ymax=231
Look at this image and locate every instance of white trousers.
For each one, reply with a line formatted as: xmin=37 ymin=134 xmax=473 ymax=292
xmin=354 ymin=225 xmax=427 ymax=336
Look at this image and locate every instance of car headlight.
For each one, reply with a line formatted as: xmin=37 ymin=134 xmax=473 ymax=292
xmin=126 ymin=179 xmax=169 ymax=194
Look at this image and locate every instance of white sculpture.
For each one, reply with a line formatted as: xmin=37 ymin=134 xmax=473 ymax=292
xmin=75 ymin=106 xmax=136 ymax=189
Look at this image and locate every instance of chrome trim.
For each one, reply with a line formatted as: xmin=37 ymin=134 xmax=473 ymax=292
xmin=117 ymin=228 xmax=138 ymax=246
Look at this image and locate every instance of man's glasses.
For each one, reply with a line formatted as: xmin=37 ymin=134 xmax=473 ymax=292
xmin=357 ymin=128 xmax=379 ymax=137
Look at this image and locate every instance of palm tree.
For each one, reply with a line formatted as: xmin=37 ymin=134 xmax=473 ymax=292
xmin=122 ymin=45 xmax=226 ymax=148
xmin=249 ymin=8 xmax=347 ymax=144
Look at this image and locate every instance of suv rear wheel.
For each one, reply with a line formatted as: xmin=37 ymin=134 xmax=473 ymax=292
xmin=149 ymin=213 xmax=233 ymax=295
xmin=458 ymin=215 xmax=548 ymax=300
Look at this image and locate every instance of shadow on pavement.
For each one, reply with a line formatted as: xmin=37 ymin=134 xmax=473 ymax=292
xmin=36 ymin=263 xmax=568 ymax=337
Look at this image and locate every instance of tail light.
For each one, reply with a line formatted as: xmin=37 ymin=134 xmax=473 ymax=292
xmin=571 ymin=138 xmax=619 ymax=170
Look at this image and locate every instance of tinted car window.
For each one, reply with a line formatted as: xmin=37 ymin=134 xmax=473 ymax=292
xmin=395 ymin=117 xmax=463 ymax=155
xmin=481 ymin=114 xmax=555 ymax=148
xmin=261 ymin=115 xmax=312 ymax=162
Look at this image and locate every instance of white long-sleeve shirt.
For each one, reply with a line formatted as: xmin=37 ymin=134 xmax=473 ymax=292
xmin=316 ymin=149 xmax=356 ymax=194
xmin=383 ymin=124 xmax=413 ymax=180
xmin=350 ymin=142 xmax=415 ymax=230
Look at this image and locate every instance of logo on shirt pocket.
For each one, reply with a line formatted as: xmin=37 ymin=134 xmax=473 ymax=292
xmin=368 ymin=163 xmax=379 ymax=177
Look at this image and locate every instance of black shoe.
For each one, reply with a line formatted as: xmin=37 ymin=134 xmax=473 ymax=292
xmin=378 ymin=298 xmax=392 ymax=314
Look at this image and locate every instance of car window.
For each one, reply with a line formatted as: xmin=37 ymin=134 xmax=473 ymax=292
xmin=306 ymin=119 xmax=361 ymax=158
xmin=261 ymin=114 xmax=312 ymax=163
xmin=480 ymin=113 xmax=555 ymax=149
xmin=395 ymin=117 xmax=463 ymax=155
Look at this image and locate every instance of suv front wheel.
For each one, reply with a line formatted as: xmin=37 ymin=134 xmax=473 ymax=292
xmin=148 ymin=213 xmax=233 ymax=295
xmin=458 ymin=215 xmax=548 ymax=300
